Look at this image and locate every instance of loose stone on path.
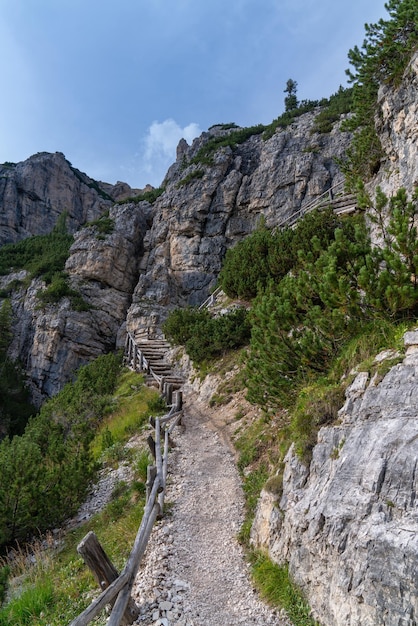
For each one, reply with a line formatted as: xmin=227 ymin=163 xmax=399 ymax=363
xmin=132 ymin=396 xmax=290 ymax=626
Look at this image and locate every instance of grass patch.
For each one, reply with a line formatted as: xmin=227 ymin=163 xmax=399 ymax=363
xmin=176 ymin=169 xmax=205 ymax=187
xmin=251 ymin=552 xmax=319 ymax=626
xmin=0 ymin=368 xmax=164 ymax=625
xmin=116 ymin=187 xmax=165 ymax=205
xmin=0 ymin=484 xmax=146 ymax=625
xmin=290 ymin=381 xmax=345 ymax=464
xmin=85 ymin=211 xmax=115 ymax=237
xmin=90 ymin=369 xmax=162 ymax=461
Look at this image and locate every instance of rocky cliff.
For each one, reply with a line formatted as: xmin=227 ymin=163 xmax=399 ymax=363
xmin=249 ymin=50 xmax=418 ymax=626
xmin=126 ymin=113 xmax=351 ymax=333
xmin=251 ymin=331 xmax=418 ymax=626
xmin=0 ymin=151 xmax=142 ymax=245
xmin=1 ymin=48 xmax=418 ymax=626
xmin=1 ymin=108 xmax=353 ymax=402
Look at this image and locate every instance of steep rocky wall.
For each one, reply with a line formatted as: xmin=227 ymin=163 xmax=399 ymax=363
xmin=251 ymin=331 xmax=418 ymax=626
xmin=0 ymin=151 xmax=143 ymax=245
xmin=126 ymin=114 xmax=351 ymax=334
xmin=374 ymin=50 xmax=418 ymax=196
xmin=4 ymin=201 xmax=152 ymax=405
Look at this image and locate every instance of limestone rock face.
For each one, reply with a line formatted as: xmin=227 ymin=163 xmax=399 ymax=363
xmin=375 ymin=50 xmax=418 ymax=195
xmin=251 ymin=333 xmax=418 ymax=626
xmin=0 ymin=151 xmax=144 ymax=245
xmin=126 ymin=114 xmax=351 ymax=334
xmin=5 ymin=201 xmax=151 ymax=404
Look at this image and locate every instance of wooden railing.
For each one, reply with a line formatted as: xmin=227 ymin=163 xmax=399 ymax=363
xmin=198 ymin=285 xmax=224 ymax=310
xmin=274 ymin=180 xmax=358 ymax=230
xmin=68 ymin=336 xmax=183 ymax=626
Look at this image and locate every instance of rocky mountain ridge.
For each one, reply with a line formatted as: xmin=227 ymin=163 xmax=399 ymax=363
xmin=1 ymin=49 xmax=418 ymax=626
xmin=1 ymin=106 xmax=354 ymax=402
xmin=247 ymin=52 xmax=418 ymax=626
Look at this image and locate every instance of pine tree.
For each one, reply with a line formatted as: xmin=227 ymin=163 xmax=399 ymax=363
xmin=284 ymin=78 xmax=298 ymax=112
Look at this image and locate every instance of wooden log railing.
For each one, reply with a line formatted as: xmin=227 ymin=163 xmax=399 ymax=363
xmin=68 ymin=398 xmax=183 ymax=626
xmin=68 ymin=334 xmax=184 ymax=626
xmin=125 ymin=333 xmax=180 ymax=398
xmin=273 ymin=180 xmax=359 ymax=231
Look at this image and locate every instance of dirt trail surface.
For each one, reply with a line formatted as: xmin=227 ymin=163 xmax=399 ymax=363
xmin=132 ymin=394 xmax=290 ymax=626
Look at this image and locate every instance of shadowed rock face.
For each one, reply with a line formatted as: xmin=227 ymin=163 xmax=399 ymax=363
xmin=5 ymin=201 xmax=153 ymax=405
xmin=251 ymin=332 xmax=418 ymax=626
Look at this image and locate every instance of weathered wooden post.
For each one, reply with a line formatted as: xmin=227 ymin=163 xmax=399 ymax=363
xmin=132 ymin=344 xmax=138 ymax=371
xmin=77 ymin=531 xmax=139 ymax=625
xmin=172 ymin=390 xmax=183 ymax=415
xmin=166 ymin=383 xmax=173 ymax=405
xmin=146 ymin=465 xmax=157 ymax=502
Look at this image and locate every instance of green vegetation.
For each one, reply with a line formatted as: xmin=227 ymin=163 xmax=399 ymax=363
xmin=0 ymin=213 xmax=73 ymax=282
xmin=284 ymin=78 xmax=299 ymax=112
xmin=176 ymin=169 xmax=205 ymax=187
xmin=116 ymin=186 xmax=165 ymax=205
xmin=0 ymin=365 xmax=164 ymax=625
xmin=246 ymin=187 xmax=417 ymax=409
xmin=163 ymin=306 xmax=251 ymax=365
xmin=0 ymin=213 xmax=89 ymax=310
xmin=219 ymin=208 xmax=342 ymax=300
xmin=190 ymin=124 xmax=267 ymax=166
xmin=0 ymin=300 xmax=36 ymax=438
xmin=251 ymin=553 xmax=319 ymax=626
xmin=86 ymin=210 xmax=115 ymax=237
xmin=262 ymin=99 xmax=320 ymax=141
xmin=36 ymin=272 xmax=90 ymax=310
xmin=66 ymin=161 xmax=113 ymax=201
xmin=312 ymin=86 xmax=353 ymax=133
xmin=341 ymin=0 xmax=418 ymax=187
xmin=0 ymin=352 xmax=121 ymax=548
xmin=208 ymin=122 xmax=239 ymax=131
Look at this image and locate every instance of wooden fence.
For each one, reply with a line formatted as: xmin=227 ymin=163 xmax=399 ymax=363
xmin=273 ymin=180 xmax=358 ymax=230
xmin=68 ymin=335 xmax=183 ymax=626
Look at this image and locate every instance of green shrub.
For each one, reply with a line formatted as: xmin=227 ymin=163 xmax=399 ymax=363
xmin=341 ymin=0 xmax=418 ymax=187
xmin=219 ymin=207 xmax=343 ymax=300
xmin=245 ymin=187 xmax=418 ymax=409
xmin=36 ymin=272 xmax=89 ymax=311
xmin=86 ymin=211 xmax=115 ymax=236
xmin=163 ymin=306 xmax=251 ymax=364
xmin=0 ymin=213 xmax=73 ymax=282
xmin=0 ymin=567 xmax=10 ymax=607
xmin=0 ymin=352 xmax=122 ymax=549
xmin=190 ymin=124 xmax=266 ymax=166
xmin=262 ymin=99 xmax=320 ymax=140
xmin=116 ymin=187 xmax=165 ymax=205
xmin=291 ymin=382 xmax=346 ymax=462
xmin=0 ymin=300 xmax=36 ymax=438
xmin=176 ymin=169 xmax=205 ymax=187
xmin=312 ymin=86 xmax=353 ymax=133
xmin=147 ymin=395 xmax=168 ymax=415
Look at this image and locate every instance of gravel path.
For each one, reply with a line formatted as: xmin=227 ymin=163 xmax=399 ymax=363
xmin=132 ymin=396 xmax=290 ymax=626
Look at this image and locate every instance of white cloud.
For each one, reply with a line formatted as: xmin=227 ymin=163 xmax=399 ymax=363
xmin=139 ymin=119 xmax=201 ymax=187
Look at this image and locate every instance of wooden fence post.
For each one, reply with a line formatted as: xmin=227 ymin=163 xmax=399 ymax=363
xmin=77 ymin=531 xmax=139 ymax=625
xmin=146 ymin=465 xmax=157 ymax=502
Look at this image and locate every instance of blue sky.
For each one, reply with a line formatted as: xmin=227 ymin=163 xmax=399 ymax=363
xmin=0 ymin=0 xmax=387 ymax=189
